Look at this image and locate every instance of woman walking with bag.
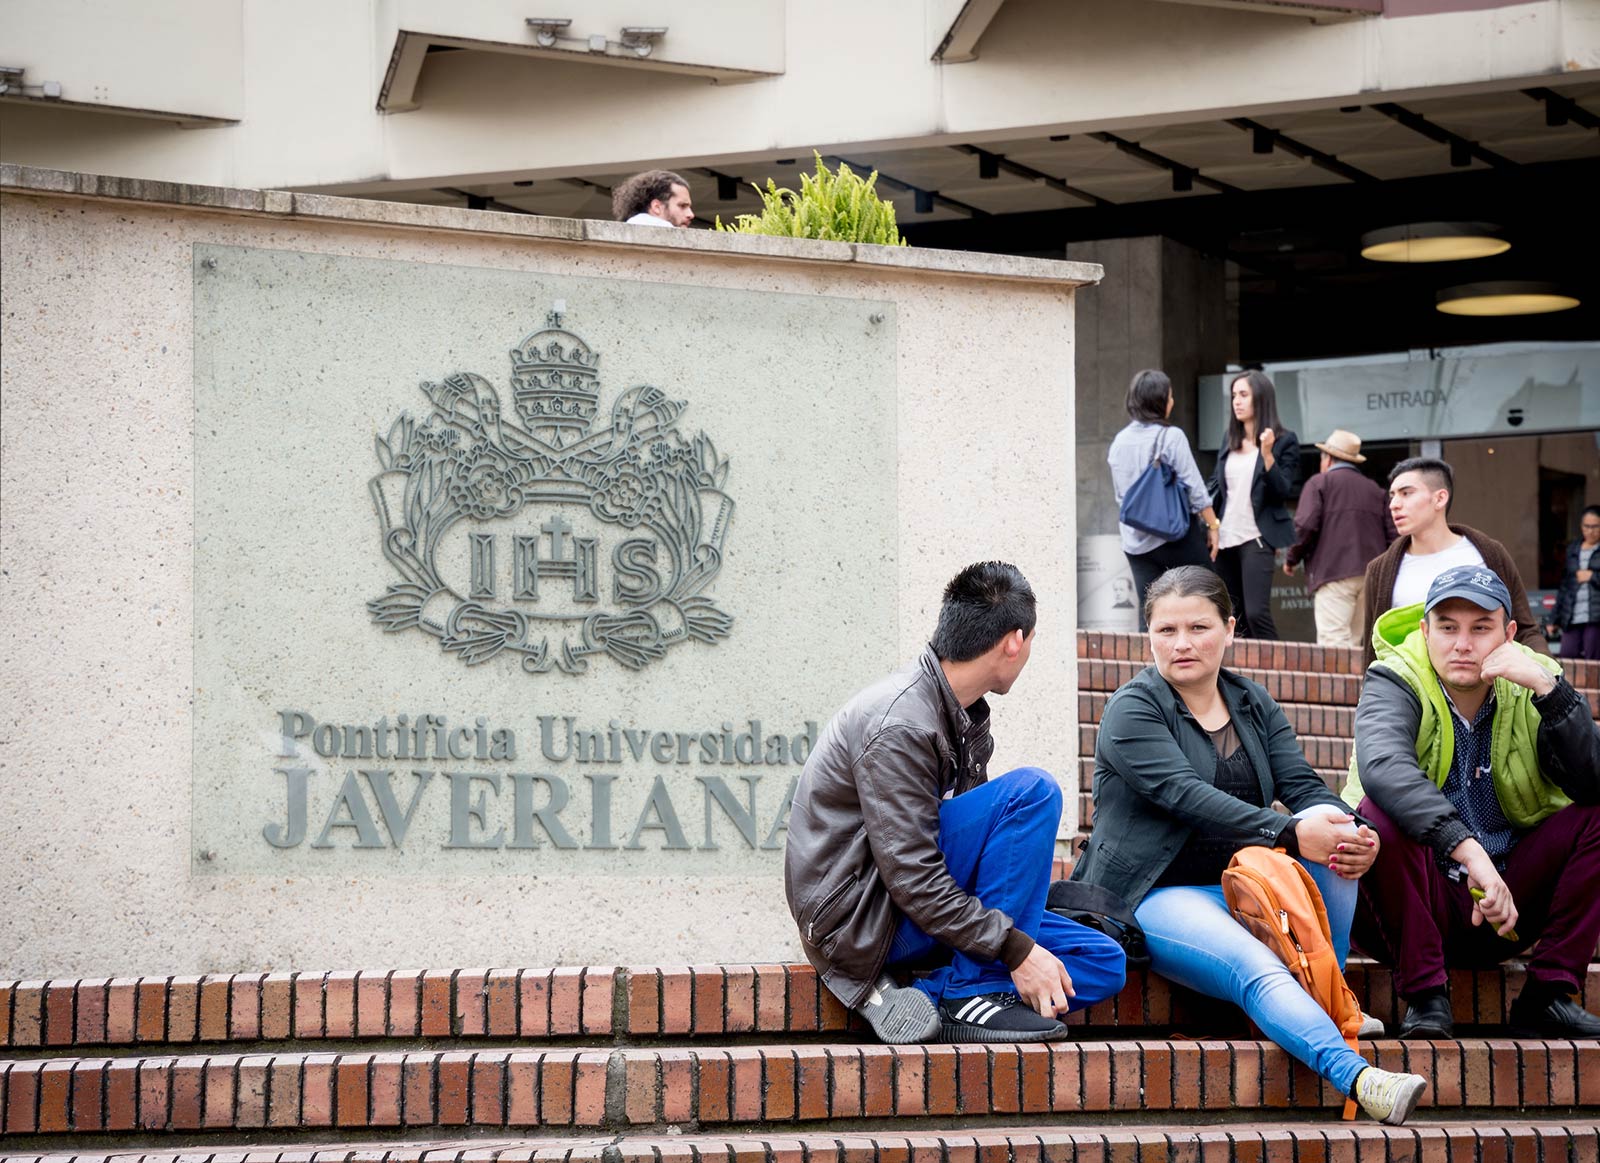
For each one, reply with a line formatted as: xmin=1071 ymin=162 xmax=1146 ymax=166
xmin=1548 ymin=505 xmax=1600 ymax=660
xmin=1209 ymin=370 xmax=1299 ymax=639
xmin=1107 ymin=370 xmax=1220 ymax=628
xmin=1070 ymin=566 xmax=1429 ymax=1125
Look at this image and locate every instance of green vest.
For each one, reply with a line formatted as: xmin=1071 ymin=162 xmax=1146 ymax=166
xmin=1343 ymin=602 xmax=1569 ymax=827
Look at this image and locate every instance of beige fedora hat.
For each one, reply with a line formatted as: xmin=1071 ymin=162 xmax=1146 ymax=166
xmin=1314 ymin=428 xmax=1366 ymax=464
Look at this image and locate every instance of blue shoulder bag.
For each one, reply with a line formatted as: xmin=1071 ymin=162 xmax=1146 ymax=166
xmin=1118 ymin=430 xmax=1191 ymax=541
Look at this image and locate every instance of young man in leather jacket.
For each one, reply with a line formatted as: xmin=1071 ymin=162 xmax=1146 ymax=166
xmin=783 ymin=562 xmax=1126 ymax=1043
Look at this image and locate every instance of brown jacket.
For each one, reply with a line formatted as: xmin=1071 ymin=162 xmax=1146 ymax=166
xmin=783 ymin=647 xmax=1031 ymax=1009
xmin=1360 ymin=524 xmax=1548 ymax=666
xmin=1286 ymin=462 xmax=1396 ymax=592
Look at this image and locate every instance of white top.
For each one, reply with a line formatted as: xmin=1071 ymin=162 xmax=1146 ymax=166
xmin=1217 ymin=445 xmax=1261 ymax=550
xmin=1392 ymin=536 xmax=1486 ymax=610
xmin=624 ymin=212 xmax=674 ymax=227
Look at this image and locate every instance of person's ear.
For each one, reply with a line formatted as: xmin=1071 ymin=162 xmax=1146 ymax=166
xmin=1504 ymin=618 xmax=1517 ymax=645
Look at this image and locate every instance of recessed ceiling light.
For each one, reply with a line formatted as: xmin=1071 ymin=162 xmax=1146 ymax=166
xmin=1360 ymin=222 xmax=1509 ymax=263
xmin=1435 ymin=281 xmax=1580 ymax=316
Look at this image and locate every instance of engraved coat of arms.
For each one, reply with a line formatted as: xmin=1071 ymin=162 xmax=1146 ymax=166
xmin=367 ymin=309 xmax=734 ymax=674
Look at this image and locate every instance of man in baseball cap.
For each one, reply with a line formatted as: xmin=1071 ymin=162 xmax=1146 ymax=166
xmin=1342 ymin=564 xmax=1600 ymax=1040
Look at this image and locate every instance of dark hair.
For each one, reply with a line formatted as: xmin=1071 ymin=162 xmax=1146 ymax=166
xmin=1388 ymin=457 xmax=1455 ymax=513
xmin=1582 ymin=505 xmax=1600 ymax=522
xmin=1126 ymin=369 xmax=1172 ymax=424
xmin=1224 ymin=370 xmax=1284 ymax=452
xmin=931 ymin=561 xmax=1036 ymax=662
xmin=612 ymin=170 xmax=688 ymax=221
xmin=1143 ymin=565 xmax=1232 ymax=627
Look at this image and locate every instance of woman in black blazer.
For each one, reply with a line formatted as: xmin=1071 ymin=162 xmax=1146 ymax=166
xmin=1207 ymin=370 xmax=1298 ymax=639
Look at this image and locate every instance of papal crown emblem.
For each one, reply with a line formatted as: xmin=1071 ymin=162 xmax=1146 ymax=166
xmin=367 ymin=307 xmax=734 ymax=675
xmin=509 ymin=310 xmax=602 ymax=442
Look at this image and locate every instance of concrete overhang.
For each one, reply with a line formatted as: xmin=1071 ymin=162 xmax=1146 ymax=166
xmin=0 ymin=0 xmax=243 ymax=126
xmin=377 ymin=0 xmax=785 ymax=113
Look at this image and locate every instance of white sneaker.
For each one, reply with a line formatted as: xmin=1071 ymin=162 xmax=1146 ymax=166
xmin=1357 ymin=1012 xmax=1386 ymax=1038
xmin=1353 ymin=1067 xmax=1427 ymax=1126
xmin=854 ymin=974 xmax=940 ymax=1044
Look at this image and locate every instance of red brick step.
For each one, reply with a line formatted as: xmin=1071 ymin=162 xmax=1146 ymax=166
xmin=8 ymin=1120 xmax=1598 ymax=1163
xmin=2 ymin=1038 xmax=1595 ymax=1136
xmin=7 ymin=963 xmax=1597 ymax=1050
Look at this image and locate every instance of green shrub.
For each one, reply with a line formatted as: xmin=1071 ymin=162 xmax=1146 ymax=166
xmin=715 ymin=153 xmax=908 ymax=246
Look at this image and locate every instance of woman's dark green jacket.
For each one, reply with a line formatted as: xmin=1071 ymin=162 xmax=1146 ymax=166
xmin=1070 ymin=663 xmax=1348 ymax=908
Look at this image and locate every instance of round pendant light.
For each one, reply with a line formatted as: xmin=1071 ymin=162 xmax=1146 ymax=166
xmin=1435 ymin=281 xmax=1580 ymax=316
xmin=1360 ymin=222 xmax=1509 ymax=263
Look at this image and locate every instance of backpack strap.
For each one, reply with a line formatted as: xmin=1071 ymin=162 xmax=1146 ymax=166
xmin=1046 ymin=880 xmax=1151 ymax=969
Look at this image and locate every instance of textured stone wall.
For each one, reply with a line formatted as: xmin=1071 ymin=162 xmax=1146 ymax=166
xmin=0 ymin=167 xmax=1096 ymax=976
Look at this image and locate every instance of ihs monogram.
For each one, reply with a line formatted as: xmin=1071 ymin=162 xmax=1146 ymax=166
xmin=368 ymin=309 xmax=735 ymax=674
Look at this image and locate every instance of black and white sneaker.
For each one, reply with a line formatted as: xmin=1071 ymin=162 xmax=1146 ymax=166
xmin=939 ymin=991 xmax=1068 ymax=1043
xmin=854 ymin=974 xmax=941 ymax=1044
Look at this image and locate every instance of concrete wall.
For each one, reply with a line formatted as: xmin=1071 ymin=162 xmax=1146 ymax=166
xmin=0 ymin=166 xmax=1095 ymax=977
xmin=1446 ymin=432 xmax=1600 ymax=585
xmin=0 ymin=0 xmax=1595 ymax=192
xmin=1067 ymin=237 xmax=1229 ymax=539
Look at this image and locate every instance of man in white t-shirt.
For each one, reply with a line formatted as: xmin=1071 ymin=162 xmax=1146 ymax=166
xmin=1357 ymin=457 xmax=1546 ymax=664
xmin=611 ymin=170 xmax=695 ymax=228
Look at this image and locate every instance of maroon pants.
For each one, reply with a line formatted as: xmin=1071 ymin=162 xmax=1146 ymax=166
xmin=1354 ymin=796 xmax=1600 ymax=995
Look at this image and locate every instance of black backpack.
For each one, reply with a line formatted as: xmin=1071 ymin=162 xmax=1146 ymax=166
xmin=1045 ymin=879 xmax=1151 ymax=969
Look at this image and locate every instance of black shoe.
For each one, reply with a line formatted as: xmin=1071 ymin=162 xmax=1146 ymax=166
xmin=1398 ymin=993 xmax=1454 ymax=1040
xmin=1507 ymin=992 xmax=1600 ymax=1039
xmin=939 ymin=992 xmax=1068 ymax=1043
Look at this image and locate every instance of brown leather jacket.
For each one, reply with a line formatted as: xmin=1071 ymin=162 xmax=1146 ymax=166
xmin=1360 ymin=524 xmax=1547 ymax=666
xmin=783 ymin=647 xmax=1026 ymax=1009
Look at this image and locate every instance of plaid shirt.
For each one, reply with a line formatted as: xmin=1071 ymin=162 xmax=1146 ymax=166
xmin=1439 ymin=689 xmax=1518 ymax=868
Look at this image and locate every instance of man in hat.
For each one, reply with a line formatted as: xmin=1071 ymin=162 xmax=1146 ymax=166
xmin=1283 ymin=429 xmax=1396 ymax=649
xmin=1345 ymin=565 xmax=1600 ymax=1040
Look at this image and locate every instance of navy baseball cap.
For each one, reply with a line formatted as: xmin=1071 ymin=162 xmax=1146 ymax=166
xmin=1424 ymin=565 xmax=1512 ymax=617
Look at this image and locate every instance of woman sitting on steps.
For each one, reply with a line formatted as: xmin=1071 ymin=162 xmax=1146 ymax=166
xmin=1070 ymin=565 xmax=1430 ymax=1126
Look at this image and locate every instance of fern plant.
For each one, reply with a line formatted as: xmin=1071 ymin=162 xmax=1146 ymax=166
xmin=715 ymin=153 xmax=908 ymax=246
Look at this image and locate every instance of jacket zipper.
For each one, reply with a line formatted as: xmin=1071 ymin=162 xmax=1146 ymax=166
xmin=807 ymin=877 xmax=855 ymax=941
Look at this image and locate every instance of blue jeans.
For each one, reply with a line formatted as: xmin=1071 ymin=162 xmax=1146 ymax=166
xmin=1133 ymin=817 xmax=1367 ymax=1095
xmin=884 ymin=767 xmax=1127 ymax=1007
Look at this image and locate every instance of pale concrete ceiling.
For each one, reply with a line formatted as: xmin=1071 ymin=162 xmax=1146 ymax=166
xmin=362 ymin=82 xmax=1600 ymax=229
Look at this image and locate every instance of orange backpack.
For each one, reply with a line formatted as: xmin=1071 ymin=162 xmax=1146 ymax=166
xmin=1222 ymin=845 xmax=1362 ymax=1120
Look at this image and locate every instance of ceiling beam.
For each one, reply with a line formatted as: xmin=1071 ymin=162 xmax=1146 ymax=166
xmin=1370 ymin=102 xmax=1517 ymax=169
xmin=898 ymin=157 xmax=1598 ymax=256
xmin=1523 ymin=87 xmax=1600 ymax=132
xmin=948 ymin=143 xmax=1113 ymax=207
xmin=1224 ymin=117 xmax=1378 ymax=184
xmin=826 ymin=155 xmax=990 ymax=217
xmin=695 ymin=166 xmax=749 ymax=202
xmin=435 ymin=187 xmax=534 ymax=214
xmin=1088 ymin=131 xmax=1243 ymax=195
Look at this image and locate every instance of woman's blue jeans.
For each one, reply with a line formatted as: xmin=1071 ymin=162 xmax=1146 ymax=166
xmin=1133 ymin=808 xmax=1368 ymax=1096
xmin=884 ymin=767 xmax=1127 ymax=1008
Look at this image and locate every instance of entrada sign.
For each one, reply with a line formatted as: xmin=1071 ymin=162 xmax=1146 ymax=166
xmin=368 ymin=309 xmax=735 ymax=674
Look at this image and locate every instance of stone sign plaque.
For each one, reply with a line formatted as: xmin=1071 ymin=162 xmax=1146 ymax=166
xmin=192 ymin=243 xmax=898 ymax=875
